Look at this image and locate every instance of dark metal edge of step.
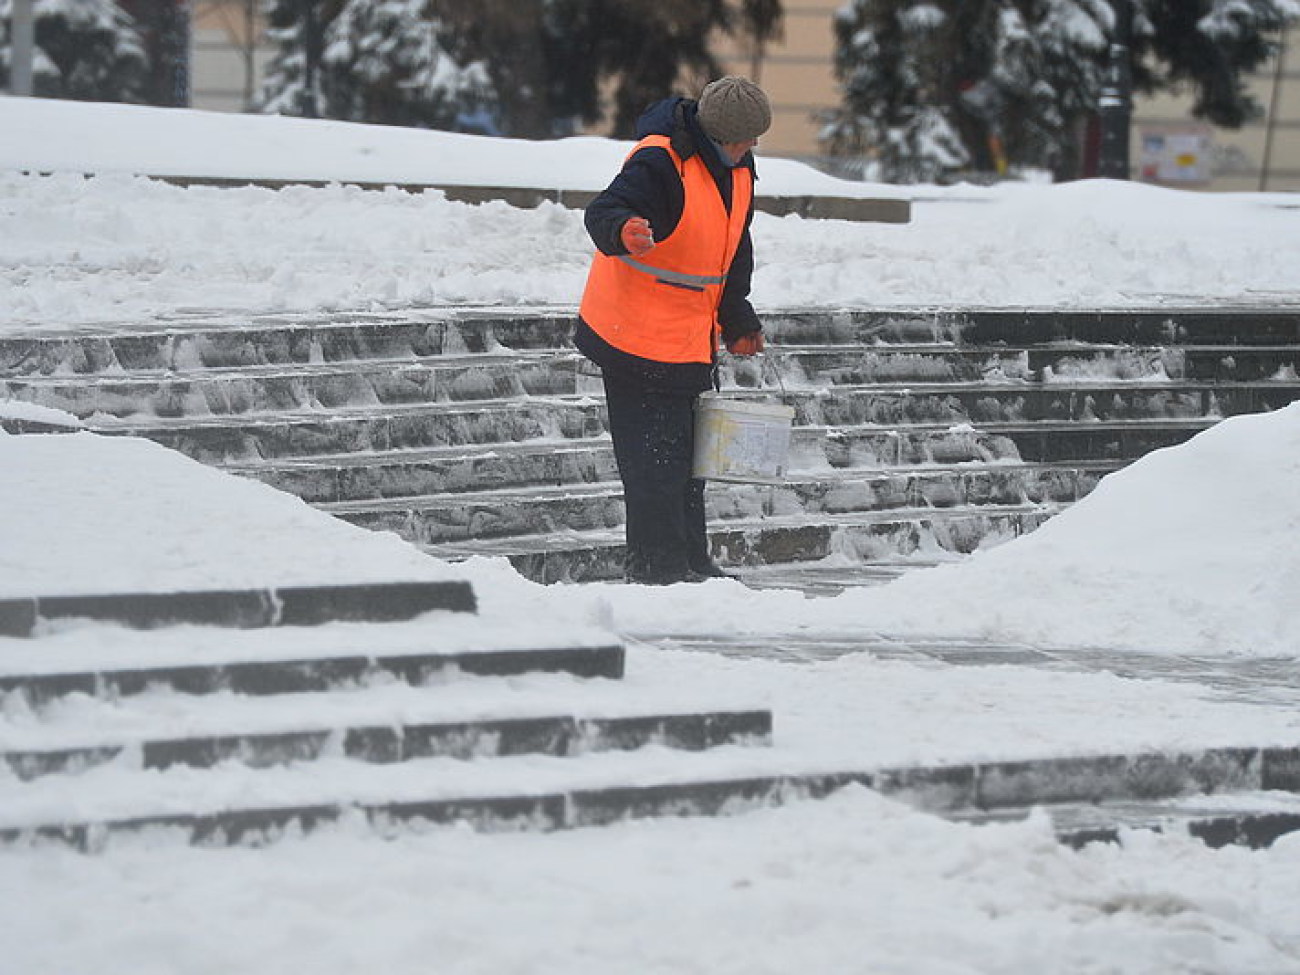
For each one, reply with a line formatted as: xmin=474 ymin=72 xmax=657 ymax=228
xmin=0 ymin=580 xmax=476 ymax=639
xmin=1049 ymin=809 xmax=1300 ymax=851
xmin=2 ymin=709 xmax=772 ymax=780
xmin=874 ymin=746 xmax=1300 ymax=814
xmin=0 ymin=769 xmax=872 ymax=852
xmin=5 ymin=749 xmax=1298 ymax=851
xmin=0 ymin=644 xmax=627 ymax=704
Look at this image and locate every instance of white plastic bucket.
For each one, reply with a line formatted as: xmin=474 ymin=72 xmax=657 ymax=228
xmin=692 ymin=393 xmax=795 ymax=483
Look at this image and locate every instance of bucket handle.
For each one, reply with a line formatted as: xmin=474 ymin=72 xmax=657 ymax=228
xmin=756 ymin=349 xmax=792 ymax=402
xmin=720 ymin=344 xmax=791 ymax=402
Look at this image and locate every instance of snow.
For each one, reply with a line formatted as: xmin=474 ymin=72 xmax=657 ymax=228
xmin=0 ymin=95 xmax=906 ymax=195
xmin=0 ymin=398 xmax=81 ymax=427
xmin=2 ymin=97 xmax=1296 ymax=331
xmin=0 ymin=432 xmax=462 ymax=597
xmin=3 ymin=791 xmax=1299 ymax=975
xmin=2 ymin=99 xmax=1300 ymax=974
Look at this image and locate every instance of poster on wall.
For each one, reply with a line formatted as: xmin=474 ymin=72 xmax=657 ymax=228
xmin=1138 ymin=125 xmax=1213 ymax=184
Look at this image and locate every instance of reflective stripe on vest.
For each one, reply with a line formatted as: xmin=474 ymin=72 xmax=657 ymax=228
xmin=617 ymin=256 xmax=728 ymax=291
xmin=579 ymin=135 xmax=753 ymax=365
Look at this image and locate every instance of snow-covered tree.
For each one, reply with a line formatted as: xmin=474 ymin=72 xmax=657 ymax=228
xmin=1153 ymin=0 xmax=1300 ymax=126
xmin=826 ymin=0 xmax=1300 ymax=183
xmin=257 ymin=0 xmax=495 ymax=129
xmin=260 ymin=0 xmax=782 ymax=138
xmin=537 ymin=0 xmax=738 ymax=138
xmin=826 ymin=2 xmax=972 ymax=181
xmin=0 ymin=0 xmax=148 ymax=102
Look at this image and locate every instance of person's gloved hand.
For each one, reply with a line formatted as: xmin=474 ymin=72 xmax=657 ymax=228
xmin=726 ymin=332 xmax=765 ymax=357
xmin=620 ymin=217 xmax=655 ymax=257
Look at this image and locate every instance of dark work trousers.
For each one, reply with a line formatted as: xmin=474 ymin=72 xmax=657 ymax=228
xmin=602 ymin=371 xmax=711 ymax=583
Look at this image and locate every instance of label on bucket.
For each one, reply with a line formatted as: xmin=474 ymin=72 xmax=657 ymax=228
xmin=693 ymin=396 xmax=794 ymax=483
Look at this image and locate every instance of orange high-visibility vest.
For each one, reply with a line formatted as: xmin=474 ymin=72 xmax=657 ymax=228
xmin=580 ymin=135 xmax=754 ymax=365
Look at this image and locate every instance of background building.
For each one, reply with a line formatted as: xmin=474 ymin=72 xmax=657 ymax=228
xmin=191 ymin=0 xmax=272 ymax=113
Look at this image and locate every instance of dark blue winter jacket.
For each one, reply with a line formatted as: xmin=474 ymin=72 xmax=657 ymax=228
xmin=575 ymin=97 xmax=763 ymax=392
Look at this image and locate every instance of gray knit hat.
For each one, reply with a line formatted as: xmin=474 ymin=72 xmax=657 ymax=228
xmin=697 ymin=76 xmax=772 ymax=143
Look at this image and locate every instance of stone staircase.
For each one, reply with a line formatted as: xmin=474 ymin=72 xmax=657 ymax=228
xmin=5 ymin=305 xmax=1300 ymax=851
xmin=0 ymin=579 xmax=833 ymax=849
xmin=3 ymin=306 xmax=1299 ymax=586
xmin=4 ymin=583 xmax=1299 ymax=850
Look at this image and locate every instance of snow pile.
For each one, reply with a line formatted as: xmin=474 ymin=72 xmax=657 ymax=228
xmin=4 ymin=403 xmax=1299 ymax=658
xmin=0 ymin=432 xmax=460 ymax=597
xmin=0 ymin=399 xmax=82 ymax=428
xmin=872 ymin=400 xmax=1300 ymax=655
xmin=3 ymin=788 xmax=1299 ymax=975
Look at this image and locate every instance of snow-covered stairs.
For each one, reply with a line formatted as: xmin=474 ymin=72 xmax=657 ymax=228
xmin=0 ymin=581 xmax=841 ymax=850
xmin=3 ymin=307 xmax=1299 ymax=584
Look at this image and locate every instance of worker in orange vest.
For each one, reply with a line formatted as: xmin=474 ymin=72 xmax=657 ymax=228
xmin=576 ymin=77 xmax=770 ymax=585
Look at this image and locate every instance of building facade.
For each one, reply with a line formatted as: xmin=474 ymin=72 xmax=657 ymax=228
xmin=190 ymin=0 xmax=273 ymax=113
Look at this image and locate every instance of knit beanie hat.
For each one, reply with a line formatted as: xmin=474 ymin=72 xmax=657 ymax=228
xmin=697 ymin=76 xmax=772 ymax=144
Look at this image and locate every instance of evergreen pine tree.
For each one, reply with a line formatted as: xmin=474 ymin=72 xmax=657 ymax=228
xmin=739 ymin=0 xmax=785 ymax=80
xmin=827 ymin=1 xmax=971 ymax=181
xmin=260 ymin=0 xmax=780 ymax=138
xmin=1140 ymin=0 xmax=1300 ymax=126
xmin=544 ymin=0 xmax=735 ymax=138
xmin=0 ymin=0 xmax=148 ymax=102
xmin=257 ymin=0 xmax=495 ymax=129
xmin=828 ymin=0 xmax=1299 ymax=183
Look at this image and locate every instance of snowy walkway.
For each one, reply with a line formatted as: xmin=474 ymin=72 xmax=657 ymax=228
xmin=644 ymin=633 xmax=1300 ymax=711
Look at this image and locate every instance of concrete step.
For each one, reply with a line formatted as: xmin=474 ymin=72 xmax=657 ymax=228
xmin=0 ymin=748 xmax=869 ymax=851
xmin=785 ymin=379 xmax=1300 ymax=427
xmin=224 ymin=439 xmax=622 ymax=503
xmin=0 ymin=580 xmax=476 ymax=639
xmin=730 ymin=344 xmax=1300 ymax=387
xmin=80 ymin=383 xmax=1268 ymax=469
xmin=3 ymin=705 xmax=772 ymax=781
xmin=7 ymin=310 xmax=1297 ymax=382
xmin=89 ymin=397 xmax=609 ymax=463
xmin=762 ymin=308 xmax=1300 ymax=347
xmin=221 ymin=428 xmax=1031 ymax=504
xmin=0 ymin=641 xmax=627 ymax=706
xmin=321 ymin=466 xmax=1097 ymax=546
xmin=1 ymin=351 xmax=592 ymax=420
xmin=422 ymin=503 xmax=1061 ymax=582
xmin=6 ymin=740 xmax=1296 ymax=851
xmin=0 ymin=310 xmax=579 ymax=377
xmin=950 ymin=308 xmax=1300 ymax=348
xmin=217 ymin=422 xmax=1037 ymax=503
xmin=11 ymin=343 xmax=1297 ymax=423
xmin=967 ymin=794 xmax=1300 ymax=850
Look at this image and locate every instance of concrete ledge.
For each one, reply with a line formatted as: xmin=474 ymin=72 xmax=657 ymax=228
xmin=0 ymin=580 xmax=476 ymax=638
xmin=153 ymin=176 xmax=912 ymax=224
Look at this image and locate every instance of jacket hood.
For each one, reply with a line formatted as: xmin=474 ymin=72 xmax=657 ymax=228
xmin=635 ymin=97 xmax=690 ymax=140
xmin=633 ymin=97 xmax=757 ymax=175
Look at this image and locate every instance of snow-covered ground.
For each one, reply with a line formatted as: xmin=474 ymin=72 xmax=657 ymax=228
xmin=1 ymin=96 xmax=1297 ymax=331
xmin=2 ymin=99 xmax=1300 ymax=974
